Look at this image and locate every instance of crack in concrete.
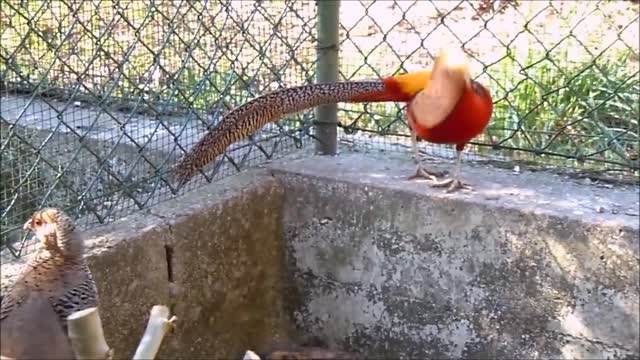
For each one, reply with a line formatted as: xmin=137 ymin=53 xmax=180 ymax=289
xmin=147 ymin=210 xmax=178 ymax=316
xmin=164 ymin=244 xmax=174 ymax=283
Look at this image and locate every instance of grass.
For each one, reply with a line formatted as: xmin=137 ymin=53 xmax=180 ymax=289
xmin=476 ymin=1 xmax=639 ymax=171
xmin=482 ymin=48 xmax=639 ymax=169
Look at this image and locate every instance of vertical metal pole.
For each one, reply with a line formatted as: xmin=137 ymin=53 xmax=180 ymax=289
xmin=315 ymin=0 xmax=340 ymax=155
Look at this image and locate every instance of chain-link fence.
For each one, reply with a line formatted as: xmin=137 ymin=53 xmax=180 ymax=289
xmin=1 ymin=0 xmax=318 ymax=259
xmin=1 ymin=0 xmax=639 ymax=260
xmin=335 ymin=1 xmax=639 ymax=175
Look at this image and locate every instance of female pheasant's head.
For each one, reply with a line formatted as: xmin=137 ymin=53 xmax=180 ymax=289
xmin=24 ymin=208 xmax=80 ymax=257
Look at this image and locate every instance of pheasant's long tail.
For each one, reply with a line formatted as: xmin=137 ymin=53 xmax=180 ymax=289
xmin=172 ymin=81 xmax=388 ymax=186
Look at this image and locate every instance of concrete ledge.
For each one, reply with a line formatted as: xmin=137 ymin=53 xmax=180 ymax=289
xmin=269 ymin=152 xmax=639 ymax=359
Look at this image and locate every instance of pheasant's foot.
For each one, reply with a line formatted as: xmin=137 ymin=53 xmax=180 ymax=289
xmin=408 ymin=165 xmax=446 ymax=181
xmin=429 ymin=178 xmax=472 ymax=193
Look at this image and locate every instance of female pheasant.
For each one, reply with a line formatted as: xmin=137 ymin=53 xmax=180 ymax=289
xmin=1 ymin=208 xmax=99 ymax=359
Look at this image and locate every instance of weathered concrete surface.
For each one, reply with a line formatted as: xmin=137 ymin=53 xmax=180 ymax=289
xmin=270 ymin=152 xmax=640 ymax=359
xmin=1 ymin=170 xmax=294 ymax=359
xmin=146 ymin=171 xmax=294 ymax=359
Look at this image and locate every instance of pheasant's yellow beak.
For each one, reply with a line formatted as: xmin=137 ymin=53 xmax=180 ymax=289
xmin=23 ymin=218 xmax=33 ymax=231
xmin=410 ymin=48 xmax=471 ymax=129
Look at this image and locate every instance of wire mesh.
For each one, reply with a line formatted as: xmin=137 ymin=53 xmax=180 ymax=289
xmin=1 ymin=0 xmax=639 ymax=260
xmin=1 ymin=0 xmax=317 ymax=259
xmin=337 ymin=0 xmax=639 ymax=178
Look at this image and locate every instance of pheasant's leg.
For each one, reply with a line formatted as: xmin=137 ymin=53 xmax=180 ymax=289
xmin=408 ymin=130 xmax=446 ymax=181
xmin=430 ymin=149 xmax=472 ymax=192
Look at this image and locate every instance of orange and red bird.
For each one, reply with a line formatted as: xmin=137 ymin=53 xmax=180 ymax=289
xmin=173 ymin=48 xmax=493 ymax=192
xmin=410 ymin=50 xmax=494 ymax=191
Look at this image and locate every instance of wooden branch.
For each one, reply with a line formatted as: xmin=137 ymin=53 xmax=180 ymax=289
xmin=67 ymin=307 xmax=113 ymax=360
xmin=132 ymin=305 xmax=177 ymax=360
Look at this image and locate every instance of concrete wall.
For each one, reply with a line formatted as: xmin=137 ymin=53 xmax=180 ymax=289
xmin=91 ymin=172 xmax=297 ymax=359
xmin=2 ymin=171 xmax=294 ymax=359
xmin=272 ymin=153 xmax=639 ymax=360
xmin=2 ymin=152 xmax=638 ymax=359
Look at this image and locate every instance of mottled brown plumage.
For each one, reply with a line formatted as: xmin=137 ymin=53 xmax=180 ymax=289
xmin=1 ymin=208 xmax=99 ymax=359
xmin=173 ymin=81 xmax=386 ymax=186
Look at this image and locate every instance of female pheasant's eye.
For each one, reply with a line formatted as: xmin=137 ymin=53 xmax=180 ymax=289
xmin=34 ymin=219 xmax=42 ymax=226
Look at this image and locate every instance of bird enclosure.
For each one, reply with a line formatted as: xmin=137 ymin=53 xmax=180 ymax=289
xmin=1 ymin=0 xmax=639 ymax=259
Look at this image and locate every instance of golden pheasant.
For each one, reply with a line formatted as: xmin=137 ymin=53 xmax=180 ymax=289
xmin=407 ymin=49 xmax=493 ymax=192
xmin=173 ymin=49 xmax=493 ymax=192
xmin=1 ymin=208 xmax=99 ymax=359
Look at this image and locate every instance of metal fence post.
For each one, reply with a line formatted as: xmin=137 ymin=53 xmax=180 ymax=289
xmin=315 ymin=0 xmax=340 ymax=155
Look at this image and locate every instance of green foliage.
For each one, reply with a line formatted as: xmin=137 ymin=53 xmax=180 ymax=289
xmin=486 ymin=48 xmax=638 ymax=169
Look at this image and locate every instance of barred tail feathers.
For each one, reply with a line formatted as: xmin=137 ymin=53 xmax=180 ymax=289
xmin=173 ymin=81 xmax=387 ymax=185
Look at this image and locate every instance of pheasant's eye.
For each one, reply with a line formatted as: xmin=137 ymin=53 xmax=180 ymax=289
xmin=34 ymin=219 xmax=42 ymax=226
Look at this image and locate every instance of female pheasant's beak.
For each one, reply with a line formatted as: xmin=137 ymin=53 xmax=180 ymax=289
xmin=23 ymin=218 xmax=33 ymax=231
xmin=410 ymin=48 xmax=472 ymax=129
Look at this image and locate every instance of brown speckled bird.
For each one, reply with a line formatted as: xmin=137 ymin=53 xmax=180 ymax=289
xmin=0 ymin=208 xmax=99 ymax=359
